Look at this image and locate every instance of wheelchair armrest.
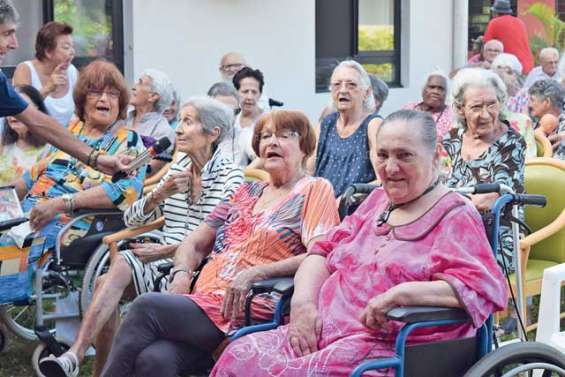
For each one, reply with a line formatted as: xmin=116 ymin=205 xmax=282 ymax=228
xmin=386 ymin=306 xmax=469 ymax=324
xmin=73 ymin=208 xmax=123 ymax=217
xmin=251 ymin=277 xmax=294 ymax=295
xmin=103 ymin=217 xmax=165 ymax=246
xmin=157 ymin=261 xmax=174 ymax=274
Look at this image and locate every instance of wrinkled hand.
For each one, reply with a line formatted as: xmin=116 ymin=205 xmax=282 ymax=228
xmin=548 ymin=132 xmax=565 ymax=151
xmin=96 ymin=154 xmax=134 ymax=176
xmin=288 ymin=302 xmax=322 ymax=356
xmin=130 ymin=242 xmax=168 ymax=263
xmin=45 ymin=63 xmax=69 ymax=94
xmin=470 ymin=192 xmax=498 ymax=212
xmin=29 ymin=199 xmax=61 ymax=231
xmin=157 ymin=171 xmax=192 ymax=198
xmin=168 ymin=270 xmax=192 ymax=295
xmin=360 ymin=290 xmax=398 ymax=330
xmin=221 ymin=267 xmax=266 ymax=321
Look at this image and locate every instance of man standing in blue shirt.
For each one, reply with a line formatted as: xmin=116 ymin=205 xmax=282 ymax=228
xmin=0 ymin=0 xmax=127 ymax=175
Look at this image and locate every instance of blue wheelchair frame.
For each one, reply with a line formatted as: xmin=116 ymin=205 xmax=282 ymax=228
xmin=227 ymin=187 xmax=546 ymax=377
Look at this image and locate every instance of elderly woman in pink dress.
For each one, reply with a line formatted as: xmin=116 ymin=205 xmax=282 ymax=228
xmin=211 ymin=110 xmax=508 ymax=377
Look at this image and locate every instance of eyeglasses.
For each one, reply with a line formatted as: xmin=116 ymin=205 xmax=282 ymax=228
xmin=259 ymin=130 xmax=299 ymax=142
xmin=329 ymin=81 xmax=359 ymax=91
xmin=465 ymin=102 xmax=500 ymax=115
xmin=220 ymin=63 xmax=244 ymax=71
xmin=87 ymin=89 xmax=120 ymax=99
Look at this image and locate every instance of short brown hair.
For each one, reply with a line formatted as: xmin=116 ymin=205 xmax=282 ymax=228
xmin=35 ymin=21 xmax=73 ymax=61
xmin=73 ymin=60 xmax=129 ymax=122
xmin=252 ymin=110 xmax=316 ymax=160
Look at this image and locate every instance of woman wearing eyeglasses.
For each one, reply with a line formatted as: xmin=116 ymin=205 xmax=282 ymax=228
xmin=307 ymin=60 xmax=382 ymax=197
xmin=0 ymin=60 xmax=145 ymax=304
xmin=442 ymin=68 xmax=525 ymax=269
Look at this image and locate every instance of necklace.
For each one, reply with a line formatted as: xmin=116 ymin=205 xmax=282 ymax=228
xmin=376 ymin=178 xmax=441 ymax=227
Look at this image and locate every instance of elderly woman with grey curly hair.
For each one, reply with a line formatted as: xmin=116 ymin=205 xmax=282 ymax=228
xmin=442 ymin=68 xmax=525 ymax=270
xmin=39 ymin=97 xmax=245 ymax=377
xmin=528 ymin=79 xmax=565 ymax=159
xmin=126 ymin=68 xmax=177 ymax=176
xmin=308 ymin=60 xmax=383 ymax=197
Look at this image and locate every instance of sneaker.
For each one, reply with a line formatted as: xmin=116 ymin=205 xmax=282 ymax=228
xmin=39 ymin=351 xmax=79 ymax=377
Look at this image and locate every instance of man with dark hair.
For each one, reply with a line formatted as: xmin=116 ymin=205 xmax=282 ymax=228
xmin=484 ymin=0 xmax=534 ymax=74
xmin=0 ymin=0 xmax=127 ymax=174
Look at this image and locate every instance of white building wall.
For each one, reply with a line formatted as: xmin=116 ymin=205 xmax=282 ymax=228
xmin=130 ymin=0 xmax=456 ymax=121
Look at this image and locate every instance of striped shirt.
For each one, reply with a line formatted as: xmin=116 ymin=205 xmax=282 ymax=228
xmin=123 ymin=149 xmax=244 ymax=245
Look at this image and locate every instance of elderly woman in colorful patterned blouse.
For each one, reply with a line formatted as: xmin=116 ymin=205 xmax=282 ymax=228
xmin=443 ymin=68 xmax=525 ymax=269
xmin=0 ymin=60 xmax=145 ymax=302
xmin=100 ymin=110 xmax=340 ymax=377
xmin=210 ymin=110 xmax=508 ymax=377
xmin=39 ymin=97 xmax=244 ymax=377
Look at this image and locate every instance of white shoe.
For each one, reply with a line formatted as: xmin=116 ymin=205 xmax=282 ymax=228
xmin=39 ymin=351 xmax=79 ymax=377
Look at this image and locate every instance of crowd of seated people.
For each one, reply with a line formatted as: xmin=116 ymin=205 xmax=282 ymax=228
xmin=0 ymin=4 xmax=563 ymax=376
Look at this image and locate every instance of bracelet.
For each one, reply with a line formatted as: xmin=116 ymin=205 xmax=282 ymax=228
xmin=91 ymin=150 xmax=101 ymax=169
xmin=61 ymin=194 xmax=75 ymax=214
xmin=87 ymin=149 xmax=96 ymax=167
xmin=170 ymin=268 xmax=190 ymax=282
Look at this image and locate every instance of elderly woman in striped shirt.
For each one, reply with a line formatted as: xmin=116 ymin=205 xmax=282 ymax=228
xmin=40 ymin=97 xmax=244 ymax=377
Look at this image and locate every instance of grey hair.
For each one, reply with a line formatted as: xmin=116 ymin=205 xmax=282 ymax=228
xmin=484 ymin=39 xmax=504 ymax=51
xmin=539 ymin=47 xmax=559 ymax=59
xmin=207 ymin=81 xmax=239 ymax=101
xmin=332 ymin=60 xmax=376 ymax=113
xmin=141 ymin=69 xmax=174 ymax=113
xmin=369 ymin=74 xmax=389 ymax=112
xmin=0 ymin=0 xmax=18 ymax=25
xmin=528 ymin=79 xmax=565 ymax=111
xmin=491 ymin=53 xmax=523 ymax=75
xmin=451 ymin=68 xmax=507 ymax=126
xmin=422 ymin=69 xmax=450 ymax=99
xmin=181 ymin=96 xmax=234 ymax=151
xmin=377 ymin=109 xmax=438 ymax=152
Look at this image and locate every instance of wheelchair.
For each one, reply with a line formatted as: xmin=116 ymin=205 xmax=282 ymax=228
xmin=222 ymin=182 xmax=565 ymax=377
xmin=0 ymin=208 xmax=125 ymax=375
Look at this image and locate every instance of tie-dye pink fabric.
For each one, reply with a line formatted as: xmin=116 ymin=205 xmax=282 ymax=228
xmin=211 ymin=189 xmax=508 ymax=377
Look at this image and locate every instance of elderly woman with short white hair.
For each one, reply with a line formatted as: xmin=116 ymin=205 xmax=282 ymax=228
xmin=442 ymin=68 xmax=525 ymax=269
xmin=39 ymin=97 xmax=245 ymax=377
xmin=308 ymin=60 xmax=382 ymax=197
xmin=126 ymin=68 xmax=177 ymax=175
xmin=491 ymin=53 xmax=528 ymax=114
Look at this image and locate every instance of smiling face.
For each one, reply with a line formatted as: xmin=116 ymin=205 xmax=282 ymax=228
xmin=422 ymin=75 xmax=447 ymax=110
xmin=175 ymin=105 xmax=217 ymax=154
xmin=83 ymin=86 xmax=121 ymax=128
xmin=374 ymin=120 xmax=438 ymax=204
xmin=459 ymin=85 xmax=501 ymax=137
xmin=258 ymin=120 xmax=305 ymax=177
xmin=46 ymin=34 xmax=74 ymax=68
xmin=330 ymin=66 xmax=367 ymax=112
xmin=238 ymin=77 xmax=261 ymax=114
xmin=0 ymin=21 xmax=18 ymax=65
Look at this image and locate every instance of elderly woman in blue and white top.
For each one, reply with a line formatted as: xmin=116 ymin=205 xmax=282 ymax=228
xmin=126 ymin=69 xmax=177 ymax=176
xmin=40 ymin=97 xmax=244 ymax=377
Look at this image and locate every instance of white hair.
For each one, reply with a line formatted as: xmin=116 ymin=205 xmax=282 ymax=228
xmin=332 ymin=60 xmax=376 ymax=113
xmin=421 ymin=69 xmax=451 ymax=101
xmin=491 ymin=53 xmax=523 ymax=75
xmin=539 ymin=47 xmax=559 ymax=59
xmin=181 ymin=96 xmax=234 ymax=151
xmin=142 ymin=69 xmax=174 ymax=113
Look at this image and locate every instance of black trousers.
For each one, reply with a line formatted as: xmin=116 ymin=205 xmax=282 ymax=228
xmin=101 ymin=292 xmax=225 ymax=377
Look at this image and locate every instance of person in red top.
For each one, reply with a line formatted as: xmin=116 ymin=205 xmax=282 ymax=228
xmin=484 ymin=0 xmax=534 ymax=74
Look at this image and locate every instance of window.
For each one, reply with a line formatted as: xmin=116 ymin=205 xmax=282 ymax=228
xmin=315 ymin=0 xmax=401 ymax=92
xmin=1 ymin=0 xmax=124 ymax=77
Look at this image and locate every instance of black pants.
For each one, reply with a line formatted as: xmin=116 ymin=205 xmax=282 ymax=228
xmin=101 ymin=292 xmax=225 ymax=377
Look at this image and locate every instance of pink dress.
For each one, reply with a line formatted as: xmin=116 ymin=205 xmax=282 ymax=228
xmin=211 ymin=189 xmax=508 ymax=377
xmin=402 ymin=102 xmax=454 ymax=140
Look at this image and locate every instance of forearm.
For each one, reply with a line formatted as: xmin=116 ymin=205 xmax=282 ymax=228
xmin=16 ymin=107 xmax=91 ymax=163
xmin=255 ymin=254 xmax=306 ymax=279
xmin=173 ymin=224 xmax=215 ymax=272
xmin=390 ymin=280 xmax=462 ymax=308
xmin=143 ymin=189 xmax=166 ymax=215
xmin=73 ymin=186 xmax=116 ymax=210
xmin=291 ymin=254 xmax=330 ymax=307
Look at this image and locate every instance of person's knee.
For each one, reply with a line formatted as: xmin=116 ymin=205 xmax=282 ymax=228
xmin=134 ymin=346 xmax=177 ymax=377
xmin=130 ymin=292 xmax=162 ymax=314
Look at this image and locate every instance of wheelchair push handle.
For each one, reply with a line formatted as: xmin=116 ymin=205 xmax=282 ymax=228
xmin=458 ymin=183 xmax=514 ymax=195
xmin=512 ymin=194 xmax=546 ymax=207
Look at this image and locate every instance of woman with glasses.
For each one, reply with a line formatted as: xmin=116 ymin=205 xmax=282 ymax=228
xmin=442 ymin=68 xmax=525 ymax=269
xmin=308 ymin=60 xmax=382 ymax=197
xmin=100 ymin=110 xmax=340 ymax=377
xmin=126 ymin=69 xmax=176 ymax=176
xmin=0 ymin=60 xmax=145 ymax=305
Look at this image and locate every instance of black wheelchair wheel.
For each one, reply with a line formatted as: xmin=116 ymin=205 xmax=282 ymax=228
xmin=464 ymin=341 xmax=565 ymax=377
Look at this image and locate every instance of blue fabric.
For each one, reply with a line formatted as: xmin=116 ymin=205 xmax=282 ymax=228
xmin=0 ymin=71 xmax=28 ymax=117
xmin=314 ymin=112 xmax=378 ymax=196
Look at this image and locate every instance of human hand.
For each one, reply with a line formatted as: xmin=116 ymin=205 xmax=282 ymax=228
xmin=44 ymin=63 xmax=69 ymax=94
xmin=130 ymin=242 xmax=168 ymax=263
xmin=288 ymin=301 xmax=322 ymax=356
xmin=29 ymin=198 xmax=63 ymax=231
xmin=168 ymin=270 xmax=192 ymax=294
xmin=360 ymin=290 xmax=398 ymax=330
xmin=470 ymin=192 xmax=498 ymax=212
xmin=96 ymin=154 xmax=134 ymax=176
xmin=548 ymin=132 xmax=565 ymax=151
xmin=221 ymin=267 xmax=266 ymax=321
xmin=156 ymin=171 xmax=192 ymax=199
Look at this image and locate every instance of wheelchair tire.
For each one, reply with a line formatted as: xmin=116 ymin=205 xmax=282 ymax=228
xmin=80 ymin=243 xmax=110 ymax=316
xmin=463 ymin=341 xmax=565 ymax=377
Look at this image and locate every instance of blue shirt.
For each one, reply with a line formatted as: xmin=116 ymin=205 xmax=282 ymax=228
xmin=0 ymin=70 xmax=28 ymax=117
